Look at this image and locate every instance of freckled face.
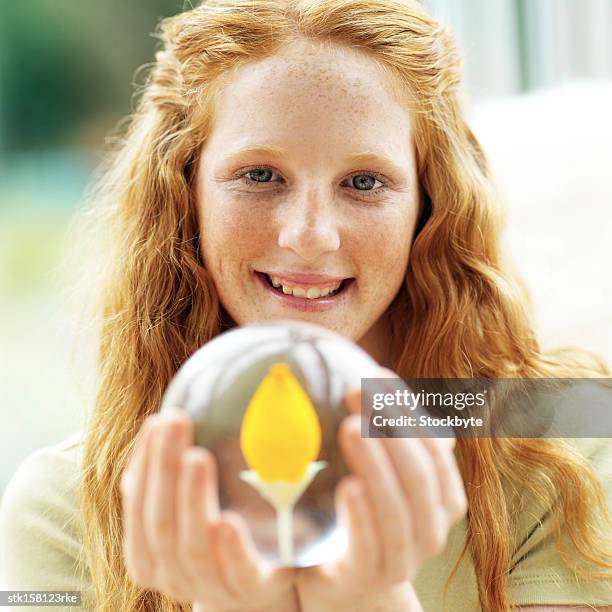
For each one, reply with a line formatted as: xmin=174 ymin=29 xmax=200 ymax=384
xmin=196 ymin=38 xmax=420 ymax=349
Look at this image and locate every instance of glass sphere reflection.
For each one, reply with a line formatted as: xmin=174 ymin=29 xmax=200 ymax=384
xmin=159 ymin=319 xmax=382 ymax=568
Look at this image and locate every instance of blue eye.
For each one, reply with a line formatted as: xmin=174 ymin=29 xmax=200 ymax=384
xmin=244 ymin=168 xmax=274 ymax=183
xmin=235 ymin=166 xmax=388 ymax=199
xmin=350 ymin=174 xmax=378 ymax=191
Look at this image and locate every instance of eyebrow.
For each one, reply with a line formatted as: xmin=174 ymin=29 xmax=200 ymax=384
xmin=224 ymin=145 xmax=409 ymax=177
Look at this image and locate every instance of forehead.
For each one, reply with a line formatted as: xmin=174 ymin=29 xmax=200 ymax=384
xmin=204 ymin=38 xmax=413 ymax=157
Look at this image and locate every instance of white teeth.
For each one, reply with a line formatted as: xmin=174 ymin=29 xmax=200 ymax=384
xmin=266 ymin=274 xmax=344 ymax=299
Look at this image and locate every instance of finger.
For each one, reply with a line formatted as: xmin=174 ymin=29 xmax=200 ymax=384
xmin=344 ymin=388 xmax=361 ymax=414
xmin=302 ymin=475 xmax=380 ymax=595
xmin=420 ymin=437 xmax=468 ymax=524
xmin=343 ymin=366 xmax=400 ymax=415
xmin=425 ymin=433 xmax=457 ymax=452
xmin=339 ymin=414 xmax=413 ymax=582
xmin=380 ymin=436 xmax=447 ymax=562
xmin=144 ymin=413 xmax=194 ymax=597
xmin=121 ymin=416 xmax=158 ymax=586
xmin=336 ymin=475 xmax=380 ymax=578
xmin=378 ymin=367 xmax=399 ymax=379
xmin=177 ymin=446 xmax=231 ymax=606
xmin=213 ymin=511 xmax=295 ymax=606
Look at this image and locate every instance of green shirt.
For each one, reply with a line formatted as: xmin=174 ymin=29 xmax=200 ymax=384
xmin=2 ymin=434 xmax=612 ymax=611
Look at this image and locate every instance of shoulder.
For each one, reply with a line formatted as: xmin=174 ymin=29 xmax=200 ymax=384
xmin=1 ymin=432 xmax=84 ymax=530
xmin=0 ymin=432 xmax=92 ymax=603
xmin=507 ymin=434 xmax=612 ymax=608
xmin=3 ymin=430 xmax=84 ymax=485
xmin=569 ymin=436 xmax=612 ymax=474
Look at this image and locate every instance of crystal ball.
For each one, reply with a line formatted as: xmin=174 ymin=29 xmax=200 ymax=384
xmin=159 ymin=319 xmax=382 ymax=568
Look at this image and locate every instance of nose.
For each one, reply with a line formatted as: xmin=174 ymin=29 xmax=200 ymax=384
xmin=277 ymin=188 xmax=341 ymax=261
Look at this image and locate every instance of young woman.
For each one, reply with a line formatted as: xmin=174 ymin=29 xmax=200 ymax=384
xmin=2 ymin=0 xmax=612 ymax=610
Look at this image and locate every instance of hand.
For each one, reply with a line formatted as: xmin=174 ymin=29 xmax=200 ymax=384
xmin=296 ymin=368 xmax=468 ymax=612
xmin=120 ymin=412 xmax=299 ymax=612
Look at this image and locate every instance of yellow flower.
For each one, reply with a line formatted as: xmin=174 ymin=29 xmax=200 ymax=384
xmin=240 ymin=363 xmax=322 ymax=483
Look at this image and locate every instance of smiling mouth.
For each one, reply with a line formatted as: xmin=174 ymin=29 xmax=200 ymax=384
xmin=255 ymin=271 xmax=353 ymax=299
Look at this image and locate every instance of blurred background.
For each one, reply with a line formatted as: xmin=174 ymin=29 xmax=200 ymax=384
xmin=1 ymin=0 xmax=611 ymax=496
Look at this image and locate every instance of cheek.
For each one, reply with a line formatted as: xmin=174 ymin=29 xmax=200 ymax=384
xmin=352 ymin=210 xmax=414 ymax=300
xmin=200 ymin=199 xmax=270 ymax=268
xmin=359 ymin=212 xmax=413 ymax=267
